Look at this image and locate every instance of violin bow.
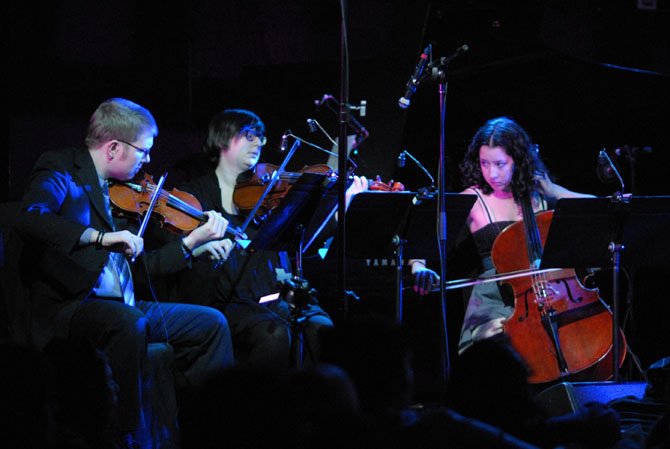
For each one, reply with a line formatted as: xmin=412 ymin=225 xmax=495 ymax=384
xmin=413 ymin=267 xmax=568 ymax=293
xmin=238 ymin=139 xmax=302 ymax=234
xmin=212 ymin=140 xmax=302 ymax=270
xmin=132 ymin=172 xmax=167 ymax=262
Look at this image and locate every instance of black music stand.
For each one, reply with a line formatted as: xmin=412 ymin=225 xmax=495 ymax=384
xmin=332 ymin=192 xmax=475 ymax=322
xmin=337 ymin=192 xmax=416 ymax=322
xmin=540 ymin=197 xmax=630 ymax=381
xmin=403 ymin=193 xmax=475 ymax=261
xmin=620 ymin=196 xmax=670 ymax=268
xmin=335 ymin=191 xmax=474 ymax=395
xmin=247 ymin=171 xmax=333 ymax=367
xmin=248 ymin=172 xmax=330 ymax=259
xmin=301 ymin=177 xmax=340 ymax=256
xmin=403 ymin=193 xmax=475 ymax=391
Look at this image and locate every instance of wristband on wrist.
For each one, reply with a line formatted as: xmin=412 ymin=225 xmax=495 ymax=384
xmin=181 ymin=239 xmax=194 ymax=259
xmin=95 ymin=231 xmax=105 ymax=249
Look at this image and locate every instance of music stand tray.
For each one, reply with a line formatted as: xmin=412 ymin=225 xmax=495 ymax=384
xmin=403 ymin=193 xmax=475 ymax=261
xmin=621 ymin=196 xmax=670 ymax=268
xmin=540 ymin=197 xmax=626 ymax=272
xmin=337 ymin=191 xmax=416 ymax=259
xmin=333 ymin=192 xmax=475 ymax=260
xmin=247 ymin=172 xmax=331 ymax=254
xmin=540 ymin=196 xmax=670 ymax=270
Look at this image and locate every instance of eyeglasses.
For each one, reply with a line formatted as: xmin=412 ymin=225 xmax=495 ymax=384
xmin=117 ymin=139 xmax=151 ymax=159
xmin=240 ymin=128 xmax=267 ymax=146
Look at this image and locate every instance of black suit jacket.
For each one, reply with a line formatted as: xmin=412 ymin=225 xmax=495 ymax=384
xmin=13 ymin=147 xmax=188 ymax=348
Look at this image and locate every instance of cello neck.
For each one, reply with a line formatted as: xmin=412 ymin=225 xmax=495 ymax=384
xmin=520 ymin=194 xmax=543 ymax=269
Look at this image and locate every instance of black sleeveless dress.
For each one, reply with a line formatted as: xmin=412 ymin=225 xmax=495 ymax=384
xmin=458 ymin=220 xmax=514 ymax=354
xmin=457 ymin=187 xmax=546 ymax=353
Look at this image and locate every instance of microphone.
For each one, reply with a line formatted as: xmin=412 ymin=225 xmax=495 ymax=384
xmin=398 ymin=45 xmax=431 ymax=109
xmin=596 ymin=150 xmax=615 ymax=183
xmin=436 ymin=44 xmax=469 ymax=66
xmin=397 ymin=149 xmax=435 ymax=189
xmin=397 ymin=151 xmax=406 ymax=168
xmin=305 ymin=118 xmax=338 ymax=148
xmin=597 ymin=149 xmax=625 ymax=193
xmin=314 ymin=94 xmax=334 ymax=111
xmin=614 ymin=145 xmax=653 ymax=158
xmin=279 ymin=130 xmax=291 ymax=152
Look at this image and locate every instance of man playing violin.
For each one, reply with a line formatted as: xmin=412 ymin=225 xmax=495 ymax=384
xmin=12 ymin=97 xmax=234 ymax=448
xmin=457 ymin=116 xmax=594 ymax=354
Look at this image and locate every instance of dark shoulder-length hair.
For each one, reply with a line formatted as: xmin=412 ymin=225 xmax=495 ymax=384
xmin=460 ymin=117 xmax=547 ymax=200
xmin=202 ymin=109 xmax=265 ymax=165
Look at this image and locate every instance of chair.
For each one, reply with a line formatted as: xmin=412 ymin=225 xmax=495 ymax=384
xmin=0 ymin=201 xmax=179 ymax=449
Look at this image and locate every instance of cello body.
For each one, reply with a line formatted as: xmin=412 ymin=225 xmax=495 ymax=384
xmin=492 ymin=210 xmax=626 ymax=384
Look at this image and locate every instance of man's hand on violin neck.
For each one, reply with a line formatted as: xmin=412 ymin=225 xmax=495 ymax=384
xmin=183 ymin=210 xmax=228 ymax=250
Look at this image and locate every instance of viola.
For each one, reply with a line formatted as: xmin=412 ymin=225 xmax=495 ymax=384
xmin=109 ymin=172 xmax=246 ymax=241
xmin=232 ymin=163 xmax=405 ymax=222
xmin=233 ymin=163 xmax=335 ymax=219
xmin=492 ymin=202 xmax=626 ymax=384
xmin=368 ymin=175 xmax=405 ymax=192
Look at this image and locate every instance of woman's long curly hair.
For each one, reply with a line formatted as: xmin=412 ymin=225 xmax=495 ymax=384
xmin=460 ymin=117 xmax=547 ymax=200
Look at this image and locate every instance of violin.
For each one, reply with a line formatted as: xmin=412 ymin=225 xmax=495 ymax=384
xmin=232 ymin=163 xmax=335 ymax=220
xmin=109 ymin=172 xmax=246 ymax=241
xmin=368 ymin=175 xmax=405 ymax=192
xmin=232 ymin=163 xmax=405 ymax=222
xmin=492 ymin=200 xmax=626 ymax=384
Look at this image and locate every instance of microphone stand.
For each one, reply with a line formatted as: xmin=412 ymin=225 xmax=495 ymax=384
xmin=433 ymin=59 xmax=451 ymax=393
xmin=337 ymin=0 xmax=349 ymax=318
xmin=401 ymin=46 xmax=465 ymax=393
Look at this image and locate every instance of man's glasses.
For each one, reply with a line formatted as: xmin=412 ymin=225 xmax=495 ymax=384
xmin=117 ymin=139 xmax=151 ymax=159
xmin=240 ymin=128 xmax=267 ymax=146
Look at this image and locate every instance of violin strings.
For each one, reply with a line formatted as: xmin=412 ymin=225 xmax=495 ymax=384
xmin=145 ymin=184 xmax=206 ymax=221
xmin=144 ymin=184 xmax=246 ymax=239
xmin=280 ymin=173 xmax=301 ymax=181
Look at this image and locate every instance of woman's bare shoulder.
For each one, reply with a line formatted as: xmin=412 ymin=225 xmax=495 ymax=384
xmin=460 ymin=186 xmax=479 ymax=195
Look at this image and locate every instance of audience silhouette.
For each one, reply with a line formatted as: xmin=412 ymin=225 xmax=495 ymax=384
xmin=1 ymin=342 xmax=52 ymax=449
xmin=42 ymin=337 xmax=119 ymax=449
xmin=320 ymin=316 xmax=542 ymax=448
xmin=1 ymin=316 xmax=666 ymax=449
xmin=446 ymin=336 xmax=623 ymax=449
xmin=179 ymin=363 xmax=365 ymax=449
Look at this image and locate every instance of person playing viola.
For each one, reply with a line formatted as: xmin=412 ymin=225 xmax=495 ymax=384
xmin=458 ymin=116 xmax=594 ymax=354
xmin=169 ymin=109 xmax=355 ymax=368
xmin=12 ymin=98 xmax=234 ymax=448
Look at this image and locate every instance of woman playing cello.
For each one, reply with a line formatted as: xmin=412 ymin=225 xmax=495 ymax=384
xmin=458 ymin=116 xmax=595 ymax=356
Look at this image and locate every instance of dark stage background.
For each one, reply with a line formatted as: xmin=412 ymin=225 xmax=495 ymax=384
xmin=6 ymin=0 xmax=670 ymax=398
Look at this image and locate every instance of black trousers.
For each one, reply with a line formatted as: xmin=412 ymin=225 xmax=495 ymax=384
xmin=219 ymin=298 xmax=333 ymax=369
xmin=69 ymin=298 xmax=233 ymax=432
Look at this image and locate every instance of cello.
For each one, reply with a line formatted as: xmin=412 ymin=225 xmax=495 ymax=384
xmin=492 ymin=197 xmax=626 ymax=384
